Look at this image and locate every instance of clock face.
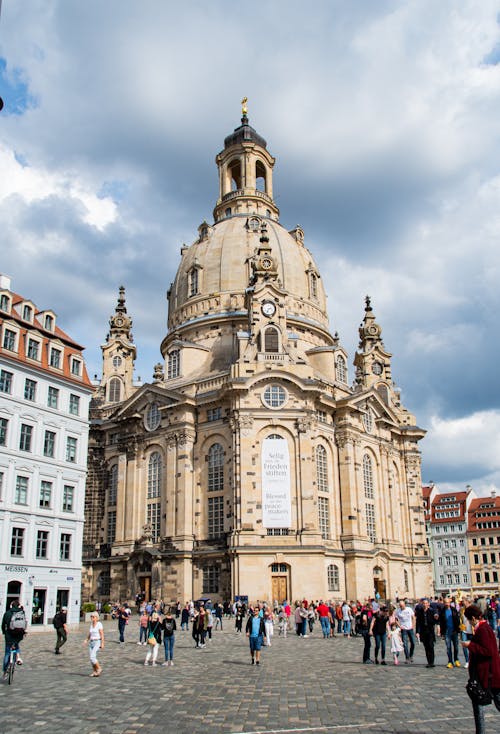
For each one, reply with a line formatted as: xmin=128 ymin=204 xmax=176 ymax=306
xmin=261 ymin=301 xmax=276 ymax=317
xmin=261 ymin=257 xmax=273 ymax=270
xmin=372 ymin=361 xmax=383 ymax=375
xmin=115 ymin=317 xmax=124 ymax=327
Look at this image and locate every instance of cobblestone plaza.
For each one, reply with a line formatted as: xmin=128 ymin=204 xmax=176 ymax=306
xmin=0 ymin=619 xmax=486 ymax=734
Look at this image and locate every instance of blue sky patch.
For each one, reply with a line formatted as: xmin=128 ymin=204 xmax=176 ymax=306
xmin=0 ymin=57 xmax=38 ymax=115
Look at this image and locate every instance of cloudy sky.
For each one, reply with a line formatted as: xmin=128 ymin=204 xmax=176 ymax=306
xmin=1 ymin=1 xmax=500 ymax=495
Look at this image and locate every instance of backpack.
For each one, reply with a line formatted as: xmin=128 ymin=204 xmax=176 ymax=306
xmin=53 ymin=612 xmax=63 ymax=629
xmin=9 ymin=608 xmax=26 ymax=631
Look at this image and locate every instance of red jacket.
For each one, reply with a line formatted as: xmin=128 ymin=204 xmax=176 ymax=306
xmin=468 ymin=620 xmax=500 ymax=691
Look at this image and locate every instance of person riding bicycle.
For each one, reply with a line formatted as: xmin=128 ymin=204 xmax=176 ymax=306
xmin=2 ymin=599 xmax=27 ymax=680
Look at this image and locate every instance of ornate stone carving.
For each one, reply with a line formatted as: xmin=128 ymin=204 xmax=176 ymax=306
xmin=297 ymin=416 xmax=313 ymax=433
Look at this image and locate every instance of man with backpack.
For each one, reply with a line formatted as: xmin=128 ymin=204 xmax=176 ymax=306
xmin=2 ymin=599 xmax=27 ymax=679
xmin=53 ymin=606 xmax=68 ymax=654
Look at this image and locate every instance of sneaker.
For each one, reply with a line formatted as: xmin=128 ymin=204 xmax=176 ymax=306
xmin=152 ymin=662 xmax=157 ymax=667
xmin=144 ymin=662 xmax=149 ymax=666
xmin=161 ymin=662 xmax=168 ymax=667
xmin=426 ymin=664 xmax=435 ymax=668
xmin=447 ymin=662 xmax=453 ymax=669
xmin=455 ymin=660 xmax=461 ymax=667
xmin=302 ymin=635 xmax=308 ymax=638
xmin=256 ymin=660 xmax=260 ymax=665
xmin=251 ymin=659 xmax=255 ymax=665
xmin=465 ymin=662 xmax=469 ymax=669
xmin=137 ymin=641 xmax=142 ymax=645
xmin=409 ymin=658 xmax=414 ymax=664
xmin=170 ymin=661 xmax=174 ymax=666
xmin=380 ymin=661 xmax=387 ymax=665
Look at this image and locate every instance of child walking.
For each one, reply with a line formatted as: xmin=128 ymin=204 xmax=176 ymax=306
xmin=389 ymin=622 xmax=403 ymax=665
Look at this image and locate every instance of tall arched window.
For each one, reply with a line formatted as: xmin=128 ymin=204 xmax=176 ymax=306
xmin=310 ymin=273 xmax=318 ymax=299
xmin=167 ymin=350 xmax=180 ymax=379
xmin=316 ymin=445 xmax=328 ymax=493
xmin=108 ymin=377 xmax=121 ymax=403
xmin=256 ymin=160 xmax=267 ymax=192
xmin=335 ymin=355 xmax=347 ymax=384
xmin=108 ymin=464 xmax=118 ymax=506
xmin=264 ymin=327 xmax=279 ymax=353
xmin=327 ymin=564 xmax=339 ymax=591
xmin=189 ymin=268 xmax=199 ymax=297
xmin=208 ymin=443 xmax=224 ymax=492
xmin=148 ymin=452 xmax=162 ymax=498
xmin=229 ymin=159 xmax=242 ymax=191
xmin=363 ymin=454 xmax=374 ymax=499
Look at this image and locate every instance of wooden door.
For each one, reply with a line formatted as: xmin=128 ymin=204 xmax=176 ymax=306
xmin=272 ymin=576 xmax=287 ymax=603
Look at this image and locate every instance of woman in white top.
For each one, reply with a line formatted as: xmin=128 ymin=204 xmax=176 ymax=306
xmin=85 ymin=612 xmax=105 ymax=677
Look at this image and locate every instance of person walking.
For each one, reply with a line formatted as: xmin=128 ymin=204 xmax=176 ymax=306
xmin=461 ymin=604 xmax=500 ymax=734
xmin=264 ymin=606 xmax=274 ymax=647
xmin=395 ymin=599 xmax=416 ymax=663
xmin=215 ymin=603 xmax=224 ymax=630
xmin=317 ymin=601 xmax=331 ymax=639
xmin=137 ymin=609 xmax=149 ymax=645
xmin=370 ymin=605 xmax=389 ymax=665
xmin=415 ymin=598 xmax=438 ymax=668
xmin=180 ymin=603 xmax=190 ymax=631
xmin=53 ymin=606 xmax=68 ymax=655
xmin=389 ymin=621 xmax=403 ymax=664
xmin=85 ymin=612 xmax=104 ymax=677
xmin=161 ymin=608 xmax=177 ymax=666
xmin=358 ymin=605 xmax=372 ymax=664
xmin=117 ymin=604 xmax=128 ymax=644
xmin=144 ymin=610 xmax=162 ymax=666
xmin=246 ymin=607 xmax=266 ymax=665
xmin=439 ymin=597 xmax=461 ymax=668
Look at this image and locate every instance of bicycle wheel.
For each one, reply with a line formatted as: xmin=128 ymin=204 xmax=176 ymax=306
xmin=7 ymin=654 xmax=15 ymax=685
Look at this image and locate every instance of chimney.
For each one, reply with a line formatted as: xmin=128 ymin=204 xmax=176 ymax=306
xmin=0 ymin=273 xmax=11 ymax=290
xmin=492 ymin=489 xmax=496 ymax=500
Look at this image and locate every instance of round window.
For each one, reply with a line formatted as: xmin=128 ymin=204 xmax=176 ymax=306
xmin=262 ymin=384 xmax=287 ymax=409
xmin=145 ymin=402 xmax=161 ymax=431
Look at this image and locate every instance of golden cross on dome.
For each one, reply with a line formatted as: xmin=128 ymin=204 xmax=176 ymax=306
xmin=241 ymin=96 xmax=248 ymax=116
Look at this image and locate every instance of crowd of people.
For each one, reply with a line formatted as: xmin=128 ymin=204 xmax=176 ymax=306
xmin=3 ymin=592 xmax=500 ymax=733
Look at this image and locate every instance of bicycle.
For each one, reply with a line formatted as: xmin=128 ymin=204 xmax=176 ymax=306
xmin=5 ymin=644 xmax=19 ymax=685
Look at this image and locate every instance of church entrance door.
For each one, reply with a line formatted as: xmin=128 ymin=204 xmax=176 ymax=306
xmin=139 ymin=576 xmax=151 ymax=602
xmin=271 ymin=576 xmax=287 ymax=603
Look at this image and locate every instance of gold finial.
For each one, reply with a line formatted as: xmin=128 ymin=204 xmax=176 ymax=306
xmin=241 ymin=96 xmax=248 ymax=116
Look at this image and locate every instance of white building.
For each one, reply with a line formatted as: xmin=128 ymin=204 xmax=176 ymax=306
xmin=0 ymin=274 xmax=92 ymax=625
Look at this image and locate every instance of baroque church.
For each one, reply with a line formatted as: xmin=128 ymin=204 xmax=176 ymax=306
xmin=82 ymin=110 xmax=431 ymax=604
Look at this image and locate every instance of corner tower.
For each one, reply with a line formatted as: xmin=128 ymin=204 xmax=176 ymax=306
xmin=99 ymin=286 xmax=136 ymax=404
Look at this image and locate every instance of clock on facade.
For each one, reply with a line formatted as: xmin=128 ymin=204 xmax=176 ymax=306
xmin=261 ymin=301 xmax=276 ymax=318
xmin=372 ymin=361 xmax=383 ymax=375
xmin=260 ymin=257 xmax=273 ymax=270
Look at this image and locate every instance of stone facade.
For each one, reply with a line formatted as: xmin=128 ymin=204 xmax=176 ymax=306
xmin=82 ymin=114 xmax=431 ymax=605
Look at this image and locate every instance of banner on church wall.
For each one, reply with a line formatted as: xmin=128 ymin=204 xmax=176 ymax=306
xmin=261 ymin=438 xmax=291 ymax=528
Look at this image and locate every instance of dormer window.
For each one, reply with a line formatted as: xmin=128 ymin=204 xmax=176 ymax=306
xmin=71 ymin=358 xmax=82 ymax=377
xmin=50 ymin=347 xmax=62 ymax=369
xmin=224 ymin=207 xmax=232 ymax=218
xmin=23 ymin=304 xmax=33 ymax=321
xmin=189 ymin=268 xmax=199 ymax=297
xmin=44 ymin=314 xmax=54 ymax=331
xmin=0 ymin=294 xmax=10 ymax=312
xmin=335 ymin=355 xmax=347 ymax=384
xmin=167 ymin=350 xmax=180 ymax=379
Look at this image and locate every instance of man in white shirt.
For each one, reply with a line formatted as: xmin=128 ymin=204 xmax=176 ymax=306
xmin=395 ymin=599 xmax=416 ymax=663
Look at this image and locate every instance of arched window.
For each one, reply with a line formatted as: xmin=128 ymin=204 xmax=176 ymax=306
xmin=229 ymin=159 xmax=242 ymax=191
xmin=316 ymin=445 xmax=328 ymax=493
xmin=224 ymin=207 xmax=232 ymax=218
xmin=0 ymin=294 xmax=9 ymax=312
xmin=23 ymin=304 xmax=33 ymax=321
xmin=97 ymin=570 xmax=111 ymax=596
xmin=148 ymin=452 xmax=162 ymax=498
xmin=327 ymin=564 xmax=339 ymax=591
xmin=108 ymin=377 xmax=121 ymax=403
xmin=256 ymin=160 xmax=267 ymax=192
xmin=310 ymin=273 xmax=318 ymax=299
xmin=167 ymin=350 xmax=180 ymax=379
xmin=335 ymin=355 xmax=347 ymax=384
xmin=44 ymin=314 xmax=54 ymax=331
xmin=108 ymin=465 xmax=118 ymax=506
xmin=264 ymin=326 xmax=279 ymax=353
xmin=363 ymin=454 xmax=374 ymax=499
xmin=208 ymin=443 xmax=224 ymax=492
xmin=189 ymin=268 xmax=199 ymax=297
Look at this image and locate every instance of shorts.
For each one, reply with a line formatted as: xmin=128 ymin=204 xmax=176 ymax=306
xmin=249 ymin=635 xmax=263 ymax=652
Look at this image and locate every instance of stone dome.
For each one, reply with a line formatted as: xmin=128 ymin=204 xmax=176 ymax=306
xmin=167 ymin=214 xmax=329 ymax=333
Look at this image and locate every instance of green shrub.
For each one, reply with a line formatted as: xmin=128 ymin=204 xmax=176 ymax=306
xmin=102 ymin=603 xmax=112 ymax=614
xmin=82 ymin=602 xmax=96 ymax=613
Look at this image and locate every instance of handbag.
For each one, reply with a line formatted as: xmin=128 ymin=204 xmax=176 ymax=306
xmin=147 ymin=632 xmax=157 ymax=646
xmin=466 ymin=677 xmax=492 ymax=706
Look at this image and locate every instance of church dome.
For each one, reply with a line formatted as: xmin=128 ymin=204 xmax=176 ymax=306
xmin=167 ymin=214 xmax=329 ymax=332
xmin=166 ymin=113 xmax=330 ymax=339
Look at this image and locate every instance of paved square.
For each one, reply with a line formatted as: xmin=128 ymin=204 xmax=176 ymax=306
xmin=0 ymin=619 xmax=492 ymax=733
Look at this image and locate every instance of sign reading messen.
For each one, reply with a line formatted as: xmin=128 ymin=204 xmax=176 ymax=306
xmin=262 ymin=437 xmax=291 ymax=528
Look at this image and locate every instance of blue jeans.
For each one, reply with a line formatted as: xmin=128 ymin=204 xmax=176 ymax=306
xmin=164 ymin=635 xmax=175 ymax=661
xmin=401 ymin=628 xmax=416 ymax=660
xmin=337 ymin=618 xmax=342 ymax=634
xmin=374 ymin=633 xmax=387 ymax=661
xmin=139 ymin=626 xmax=147 ymax=643
xmin=301 ymin=618 xmax=308 ymax=636
xmin=343 ymin=619 xmax=351 ymax=636
xmin=118 ymin=620 xmax=126 ymax=642
xmin=3 ymin=641 xmax=20 ymax=672
xmin=319 ymin=617 xmax=331 ymax=638
xmin=461 ymin=631 xmax=472 ymax=663
xmin=445 ymin=631 xmax=459 ymax=664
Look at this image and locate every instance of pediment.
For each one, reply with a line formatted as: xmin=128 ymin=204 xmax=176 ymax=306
xmin=111 ymin=382 xmax=190 ymax=420
xmin=341 ymin=388 xmax=400 ymax=427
